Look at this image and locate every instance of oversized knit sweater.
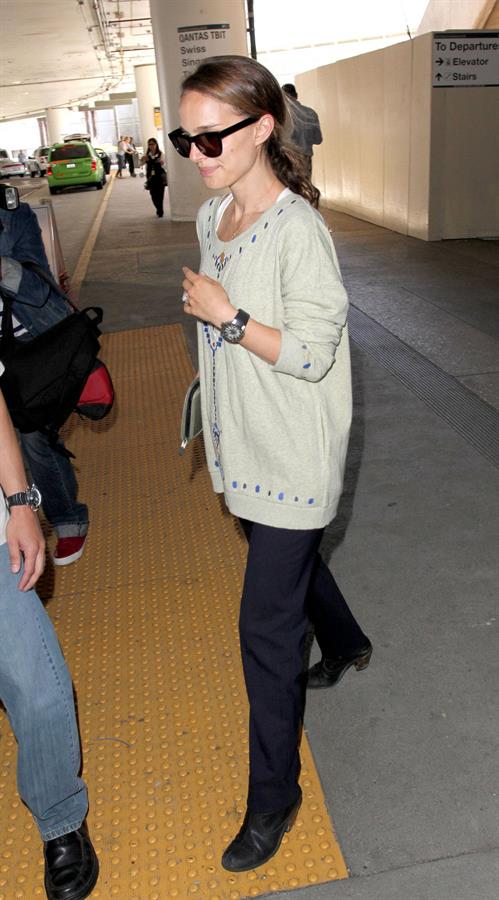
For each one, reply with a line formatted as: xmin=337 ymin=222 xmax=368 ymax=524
xmin=196 ymin=190 xmax=352 ymax=530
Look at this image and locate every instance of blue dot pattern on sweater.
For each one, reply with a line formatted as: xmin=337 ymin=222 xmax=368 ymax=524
xmin=227 ymin=481 xmax=318 ymax=509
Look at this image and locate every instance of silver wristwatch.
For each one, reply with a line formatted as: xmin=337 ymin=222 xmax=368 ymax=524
xmin=6 ymin=484 xmax=42 ymax=511
xmin=220 ymin=309 xmax=250 ymax=344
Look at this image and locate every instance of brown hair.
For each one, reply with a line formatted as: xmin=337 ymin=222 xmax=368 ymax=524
xmin=181 ymin=55 xmax=320 ymax=209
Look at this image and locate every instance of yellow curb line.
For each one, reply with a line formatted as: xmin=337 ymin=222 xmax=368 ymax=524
xmin=71 ymin=170 xmax=116 ymax=296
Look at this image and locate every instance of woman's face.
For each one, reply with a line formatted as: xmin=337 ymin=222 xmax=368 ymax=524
xmin=178 ymin=90 xmax=264 ymax=190
xmin=148 ymin=141 xmax=156 ymax=152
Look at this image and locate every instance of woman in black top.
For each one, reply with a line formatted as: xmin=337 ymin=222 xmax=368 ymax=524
xmin=143 ymin=138 xmax=167 ymax=218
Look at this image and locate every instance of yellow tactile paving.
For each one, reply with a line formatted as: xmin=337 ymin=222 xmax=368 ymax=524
xmin=0 ymin=324 xmax=348 ymax=899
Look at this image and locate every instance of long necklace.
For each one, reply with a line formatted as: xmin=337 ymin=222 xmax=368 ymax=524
xmin=228 ymin=208 xmax=257 ymax=241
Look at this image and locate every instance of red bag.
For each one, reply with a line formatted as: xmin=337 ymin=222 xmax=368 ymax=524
xmin=77 ymin=360 xmax=114 ymax=420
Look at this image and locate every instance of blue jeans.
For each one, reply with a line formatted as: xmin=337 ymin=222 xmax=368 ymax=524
xmin=0 ymin=543 xmax=88 ymax=839
xmin=20 ymin=430 xmax=88 ymax=537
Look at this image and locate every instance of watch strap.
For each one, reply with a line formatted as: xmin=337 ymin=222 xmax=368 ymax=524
xmin=221 ymin=308 xmax=250 ymax=343
xmin=6 ymin=484 xmax=42 ymax=511
xmin=6 ymin=492 xmax=30 ymax=510
xmin=233 ymin=309 xmax=250 ymax=329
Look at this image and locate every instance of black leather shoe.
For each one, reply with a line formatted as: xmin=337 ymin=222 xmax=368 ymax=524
xmin=221 ymin=789 xmax=302 ymax=872
xmin=44 ymin=824 xmax=99 ymax=900
xmin=307 ymin=642 xmax=373 ymax=689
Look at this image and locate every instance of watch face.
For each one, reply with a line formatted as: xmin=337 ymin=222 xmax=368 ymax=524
xmin=26 ymin=485 xmax=42 ymax=511
xmin=223 ymin=323 xmax=244 ymax=343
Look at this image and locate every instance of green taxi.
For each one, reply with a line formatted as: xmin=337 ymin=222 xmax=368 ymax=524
xmin=47 ymin=141 xmax=106 ymax=194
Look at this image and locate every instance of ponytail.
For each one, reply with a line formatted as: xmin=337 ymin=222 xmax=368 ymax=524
xmin=266 ymin=135 xmax=320 ymax=209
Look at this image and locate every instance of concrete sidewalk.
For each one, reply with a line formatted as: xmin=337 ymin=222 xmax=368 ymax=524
xmin=67 ymin=176 xmax=499 ymax=900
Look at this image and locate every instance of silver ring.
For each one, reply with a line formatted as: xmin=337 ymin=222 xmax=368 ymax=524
xmin=182 ymin=291 xmax=189 ymax=303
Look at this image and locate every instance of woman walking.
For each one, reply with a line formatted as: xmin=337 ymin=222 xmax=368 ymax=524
xmin=169 ymin=55 xmax=372 ymax=873
xmin=116 ymin=136 xmax=126 ymax=177
xmin=124 ymin=137 xmax=136 ymax=176
xmin=142 ymin=138 xmax=167 ymax=217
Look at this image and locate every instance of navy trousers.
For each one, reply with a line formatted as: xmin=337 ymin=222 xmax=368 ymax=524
xmin=239 ymin=518 xmax=368 ymax=813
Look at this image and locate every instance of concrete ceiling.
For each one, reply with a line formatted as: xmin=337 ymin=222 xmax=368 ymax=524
xmin=0 ymin=0 xmax=154 ymax=121
xmin=2 ymin=0 xmax=498 ymax=123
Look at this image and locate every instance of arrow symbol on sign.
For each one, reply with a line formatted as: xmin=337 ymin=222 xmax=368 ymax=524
xmin=436 ymin=57 xmax=444 ymax=65
xmin=435 ymin=72 xmax=442 ymax=80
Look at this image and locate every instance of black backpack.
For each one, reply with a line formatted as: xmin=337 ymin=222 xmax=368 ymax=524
xmin=0 ymin=263 xmax=105 ymax=448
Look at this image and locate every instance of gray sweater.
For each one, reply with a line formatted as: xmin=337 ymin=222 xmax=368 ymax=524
xmin=196 ymin=190 xmax=352 ymax=530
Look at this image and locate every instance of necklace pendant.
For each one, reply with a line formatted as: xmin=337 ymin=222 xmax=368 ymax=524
xmin=213 ymin=249 xmax=231 ymax=273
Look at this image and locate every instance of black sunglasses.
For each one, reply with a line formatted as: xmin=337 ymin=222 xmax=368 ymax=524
xmin=168 ymin=116 xmax=258 ymax=159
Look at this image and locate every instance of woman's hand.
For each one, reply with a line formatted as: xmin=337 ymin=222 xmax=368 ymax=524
xmin=7 ymin=507 xmax=45 ymax=592
xmin=182 ymin=267 xmax=236 ymax=329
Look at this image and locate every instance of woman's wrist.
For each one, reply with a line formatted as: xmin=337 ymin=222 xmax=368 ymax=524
xmin=218 ymin=304 xmax=238 ymax=330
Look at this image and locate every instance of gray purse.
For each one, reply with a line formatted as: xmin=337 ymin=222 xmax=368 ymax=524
xmin=179 ymin=375 xmax=202 ymax=454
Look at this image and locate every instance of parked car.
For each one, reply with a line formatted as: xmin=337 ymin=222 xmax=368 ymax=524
xmin=0 ymin=150 xmax=26 ymax=178
xmin=94 ymin=148 xmax=111 ymax=175
xmin=27 ymin=146 xmax=51 ymax=177
xmin=63 ymin=133 xmax=91 ymax=143
xmin=47 ymin=141 xmax=106 ymax=194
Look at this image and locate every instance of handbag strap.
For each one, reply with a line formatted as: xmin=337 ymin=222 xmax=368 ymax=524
xmin=0 ymin=289 xmax=15 ymax=350
xmin=20 ymin=260 xmax=77 ymax=311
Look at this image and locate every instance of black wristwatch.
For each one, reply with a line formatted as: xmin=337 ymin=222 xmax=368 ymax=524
xmin=220 ymin=308 xmax=250 ymax=344
xmin=6 ymin=484 xmax=42 ymax=512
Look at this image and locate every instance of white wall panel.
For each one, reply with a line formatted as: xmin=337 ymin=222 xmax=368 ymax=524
xmin=297 ymin=32 xmax=499 ymax=240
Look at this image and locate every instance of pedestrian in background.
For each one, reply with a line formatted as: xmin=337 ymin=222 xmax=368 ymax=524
xmin=125 ymin=137 xmax=136 ymax=177
xmin=116 ymin=136 xmax=126 ymax=177
xmin=0 ymin=198 xmax=90 ymax=565
xmin=141 ymin=138 xmax=167 ymax=218
xmin=282 ymin=83 xmax=323 ymax=175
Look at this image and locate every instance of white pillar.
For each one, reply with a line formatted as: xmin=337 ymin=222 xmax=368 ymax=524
xmin=134 ymin=64 xmax=161 ymax=150
xmin=149 ymin=0 xmax=248 ymax=220
xmin=45 ymin=107 xmax=72 ymax=144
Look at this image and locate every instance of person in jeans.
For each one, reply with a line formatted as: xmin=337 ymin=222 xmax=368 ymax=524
xmin=171 ymin=55 xmax=372 ymax=873
xmin=0 ymin=379 xmax=98 ymax=899
xmin=0 ymin=198 xmax=88 ymax=565
xmin=116 ymin=136 xmax=126 ymax=177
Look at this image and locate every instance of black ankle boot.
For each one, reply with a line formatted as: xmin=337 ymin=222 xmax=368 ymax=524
xmin=44 ymin=823 xmax=99 ymax=900
xmin=221 ymin=789 xmax=302 ymax=872
xmin=307 ymin=642 xmax=373 ymax=689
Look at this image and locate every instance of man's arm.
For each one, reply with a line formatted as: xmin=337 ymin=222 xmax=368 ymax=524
xmin=0 ymin=387 xmax=45 ymax=590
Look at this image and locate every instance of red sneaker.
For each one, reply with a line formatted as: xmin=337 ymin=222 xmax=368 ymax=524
xmin=53 ymin=535 xmax=87 ymax=566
